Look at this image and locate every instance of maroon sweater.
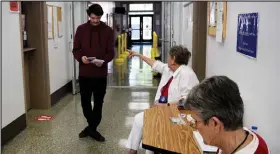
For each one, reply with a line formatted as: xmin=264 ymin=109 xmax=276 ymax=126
xmin=72 ymin=21 xmax=114 ymax=77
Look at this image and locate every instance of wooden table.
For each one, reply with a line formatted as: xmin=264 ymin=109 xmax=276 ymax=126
xmin=142 ymin=105 xmax=201 ymax=154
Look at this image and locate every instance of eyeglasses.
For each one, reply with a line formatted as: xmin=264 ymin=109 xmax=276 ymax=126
xmin=183 ymin=114 xmax=204 ymax=129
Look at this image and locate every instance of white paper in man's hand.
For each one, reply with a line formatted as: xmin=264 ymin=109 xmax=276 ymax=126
xmin=87 ymin=57 xmax=96 ymax=61
xmin=90 ymin=59 xmax=105 ymax=64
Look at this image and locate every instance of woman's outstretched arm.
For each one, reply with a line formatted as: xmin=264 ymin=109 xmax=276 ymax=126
xmin=128 ymin=50 xmax=156 ymax=67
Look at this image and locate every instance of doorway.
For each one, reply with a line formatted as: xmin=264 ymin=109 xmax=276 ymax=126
xmin=129 ymin=15 xmax=153 ymax=43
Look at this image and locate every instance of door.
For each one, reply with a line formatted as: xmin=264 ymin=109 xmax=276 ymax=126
xmin=129 ymin=15 xmax=153 ymax=42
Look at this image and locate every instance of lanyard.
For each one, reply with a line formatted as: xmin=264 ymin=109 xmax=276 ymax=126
xmin=231 ymin=131 xmax=249 ymax=154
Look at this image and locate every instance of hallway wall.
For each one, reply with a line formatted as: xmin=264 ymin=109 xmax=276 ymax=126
xmin=206 ymin=2 xmax=280 ymax=153
xmin=46 ymin=2 xmax=88 ymax=92
xmin=172 ymin=2 xmax=193 ymax=67
xmin=161 ymin=2 xmax=193 ymax=66
xmin=2 ymin=2 xmax=25 ymax=128
xmin=181 ymin=3 xmax=193 ymax=67
xmin=73 ymin=2 xmax=87 ymax=80
xmin=46 ymin=2 xmax=72 ymax=94
xmin=92 ymin=2 xmax=115 ymax=24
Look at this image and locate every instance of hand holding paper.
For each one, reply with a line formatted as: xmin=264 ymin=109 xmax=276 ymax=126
xmin=87 ymin=57 xmax=96 ymax=61
xmin=91 ymin=59 xmax=105 ymax=67
xmin=82 ymin=56 xmax=90 ymax=64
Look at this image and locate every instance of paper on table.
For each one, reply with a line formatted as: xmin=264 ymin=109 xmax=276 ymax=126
xmin=193 ymin=131 xmax=218 ymax=153
xmin=169 ymin=116 xmax=186 ymax=125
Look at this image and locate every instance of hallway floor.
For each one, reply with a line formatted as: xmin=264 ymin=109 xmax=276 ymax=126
xmin=2 ymin=45 xmax=159 ymax=154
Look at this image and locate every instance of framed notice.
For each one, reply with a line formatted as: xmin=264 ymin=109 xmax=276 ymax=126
xmin=47 ymin=5 xmax=54 ymax=39
xmin=216 ymin=2 xmax=224 ymax=43
xmin=10 ymin=2 xmax=20 ymax=13
xmin=236 ymin=13 xmax=259 ymax=58
xmin=57 ymin=7 xmax=63 ymax=38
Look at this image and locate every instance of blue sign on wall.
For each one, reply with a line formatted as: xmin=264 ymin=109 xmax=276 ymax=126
xmin=236 ymin=13 xmax=259 ymax=58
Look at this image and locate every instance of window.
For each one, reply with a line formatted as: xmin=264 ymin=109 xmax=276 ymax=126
xmin=129 ymin=4 xmax=153 ymax=11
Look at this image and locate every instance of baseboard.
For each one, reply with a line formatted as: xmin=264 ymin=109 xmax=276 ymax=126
xmin=51 ymin=81 xmax=72 ymax=106
xmin=1 ymin=113 xmax=27 ymax=145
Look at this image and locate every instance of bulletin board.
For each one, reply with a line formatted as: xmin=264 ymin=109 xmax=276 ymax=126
xmin=47 ymin=5 xmax=63 ymax=39
xmin=207 ymin=2 xmax=227 ymax=39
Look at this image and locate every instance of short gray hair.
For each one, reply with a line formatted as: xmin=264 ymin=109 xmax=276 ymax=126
xmin=184 ymin=76 xmax=244 ymax=131
xmin=169 ymin=45 xmax=191 ymax=65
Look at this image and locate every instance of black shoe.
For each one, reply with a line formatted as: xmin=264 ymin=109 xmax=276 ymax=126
xmin=90 ymin=130 xmax=105 ymax=142
xmin=79 ymin=126 xmax=90 ymax=138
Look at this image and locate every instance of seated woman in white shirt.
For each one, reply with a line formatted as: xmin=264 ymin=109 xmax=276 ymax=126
xmin=126 ymin=45 xmax=199 ymax=154
xmin=184 ymin=76 xmax=269 ymax=154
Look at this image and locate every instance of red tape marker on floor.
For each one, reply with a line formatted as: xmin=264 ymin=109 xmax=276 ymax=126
xmin=34 ymin=115 xmax=54 ymax=121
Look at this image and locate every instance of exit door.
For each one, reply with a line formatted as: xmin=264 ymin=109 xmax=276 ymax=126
xmin=129 ymin=15 xmax=153 ymax=42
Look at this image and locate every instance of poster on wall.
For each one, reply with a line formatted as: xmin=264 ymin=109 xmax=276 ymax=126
xmin=236 ymin=12 xmax=259 ymax=58
xmin=47 ymin=5 xmax=54 ymax=39
xmin=10 ymin=2 xmax=19 ymax=13
xmin=216 ymin=2 xmax=224 ymax=43
xmin=209 ymin=2 xmax=216 ymax=27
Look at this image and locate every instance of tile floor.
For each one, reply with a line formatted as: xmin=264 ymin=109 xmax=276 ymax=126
xmin=2 ymin=45 xmax=160 ymax=154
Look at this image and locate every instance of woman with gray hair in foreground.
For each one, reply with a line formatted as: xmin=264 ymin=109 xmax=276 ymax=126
xmin=184 ymin=76 xmax=269 ymax=154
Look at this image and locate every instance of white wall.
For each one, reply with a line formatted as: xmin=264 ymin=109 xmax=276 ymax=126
xmin=93 ymin=2 xmax=115 ymax=23
xmin=162 ymin=2 xmax=193 ymax=66
xmin=46 ymin=2 xmax=88 ymax=93
xmin=206 ymin=2 xmax=280 ymax=153
xmin=172 ymin=2 xmax=193 ymax=67
xmin=74 ymin=2 xmax=90 ymax=80
xmin=74 ymin=2 xmax=87 ymax=30
xmin=46 ymin=2 xmax=73 ymax=93
xmin=172 ymin=2 xmax=183 ymax=46
xmin=2 ymin=2 xmax=26 ymax=128
xmin=181 ymin=3 xmax=193 ymax=67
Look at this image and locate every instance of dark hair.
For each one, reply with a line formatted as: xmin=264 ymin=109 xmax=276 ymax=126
xmin=184 ymin=76 xmax=244 ymax=131
xmin=169 ymin=45 xmax=191 ymax=65
xmin=87 ymin=4 xmax=104 ymax=16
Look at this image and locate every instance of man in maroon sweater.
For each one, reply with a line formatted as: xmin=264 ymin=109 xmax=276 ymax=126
xmin=72 ymin=4 xmax=114 ymax=142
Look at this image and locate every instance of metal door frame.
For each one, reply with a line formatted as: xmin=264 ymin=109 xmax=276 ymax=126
xmin=160 ymin=2 xmax=174 ymax=63
xmin=70 ymin=2 xmax=79 ymax=95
